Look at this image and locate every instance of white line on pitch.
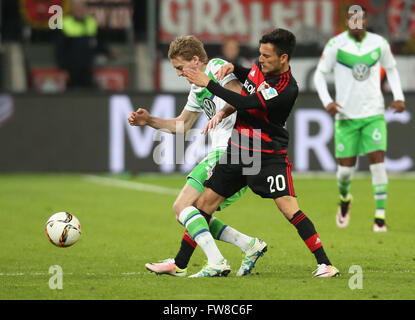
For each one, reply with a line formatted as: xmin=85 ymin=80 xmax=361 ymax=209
xmin=84 ymin=175 xmax=181 ymax=196
xmin=0 ymin=272 xmax=143 ymax=276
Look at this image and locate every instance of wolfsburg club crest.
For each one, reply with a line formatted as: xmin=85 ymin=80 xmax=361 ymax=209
xmin=202 ymin=98 xmax=216 ymax=120
xmin=352 ymin=62 xmax=370 ymax=81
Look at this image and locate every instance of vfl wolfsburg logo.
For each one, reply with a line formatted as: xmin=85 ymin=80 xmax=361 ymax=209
xmin=371 ymin=51 xmax=379 ymax=61
xmin=202 ymin=98 xmax=216 ymax=120
xmin=337 ymin=143 xmax=345 ymax=153
xmin=352 ymin=62 xmax=370 ymax=81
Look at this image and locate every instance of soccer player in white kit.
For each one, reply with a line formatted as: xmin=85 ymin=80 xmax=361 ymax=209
xmin=313 ymin=6 xmax=405 ymax=232
xmin=128 ymin=36 xmax=267 ymax=277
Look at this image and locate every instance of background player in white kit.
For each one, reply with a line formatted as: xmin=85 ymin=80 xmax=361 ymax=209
xmin=128 ymin=36 xmax=267 ymax=277
xmin=314 ymin=6 xmax=405 ymax=232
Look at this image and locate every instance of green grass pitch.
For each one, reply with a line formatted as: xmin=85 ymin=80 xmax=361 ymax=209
xmin=0 ymin=173 xmax=414 ymax=300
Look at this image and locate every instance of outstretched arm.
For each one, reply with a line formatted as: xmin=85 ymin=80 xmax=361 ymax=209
xmin=128 ymin=108 xmax=200 ymax=134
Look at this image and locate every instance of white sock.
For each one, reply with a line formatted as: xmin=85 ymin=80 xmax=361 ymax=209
xmin=194 ymin=232 xmax=224 ymax=265
xmin=370 ymin=163 xmax=388 ymax=220
xmin=337 ymin=165 xmax=355 ymax=200
xmin=337 ymin=165 xmax=355 ymax=182
xmin=218 ymin=226 xmax=253 ymax=252
xmin=178 ymin=206 xmax=224 ymax=265
xmin=369 ymin=163 xmax=388 ymax=185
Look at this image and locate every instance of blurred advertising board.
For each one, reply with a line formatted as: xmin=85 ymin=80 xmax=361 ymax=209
xmin=160 ymin=56 xmax=415 ymax=92
xmin=0 ymin=92 xmax=413 ymax=173
xmin=158 ymin=0 xmax=415 ymax=52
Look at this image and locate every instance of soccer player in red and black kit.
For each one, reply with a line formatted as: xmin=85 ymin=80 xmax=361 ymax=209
xmin=183 ymin=28 xmax=340 ymax=278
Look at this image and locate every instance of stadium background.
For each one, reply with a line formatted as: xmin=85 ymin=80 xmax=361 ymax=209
xmin=1 ymin=0 xmax=415 ymax=303
xmin=0 ymin=0 xmax=414 ymax=175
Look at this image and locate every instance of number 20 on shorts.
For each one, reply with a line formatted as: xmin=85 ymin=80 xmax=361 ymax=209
xmin=267 ymin=175 xmax=286 ymax=193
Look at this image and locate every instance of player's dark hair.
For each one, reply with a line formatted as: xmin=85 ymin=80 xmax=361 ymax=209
xmin=259 ymin=28 xmax=296 ymax=60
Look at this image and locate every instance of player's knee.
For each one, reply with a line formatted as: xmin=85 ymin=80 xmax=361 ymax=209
xmin=173 ymin=203 xmax=186 ymax=225
xmin=173 ymin=200 xmax=199 ymax=223
xmin=337 ymin=165 xmax=355 ymax=182
xmin=195 ymin=195 xmax=215 ymax=215
xmin=172 ymin=201 xmax=182 ymax=217
xmin=274 ymin=196 xmax=299 ymax=220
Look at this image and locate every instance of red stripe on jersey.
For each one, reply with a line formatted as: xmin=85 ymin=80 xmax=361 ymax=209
xmin=246 ymin=108 xmax=270 ymax=123
xmin=276 ymin=72 xmax=290 ymax=92
xmin=229 ymin=140 xmax=287 ymax=155
xmin=275 ymin=73 xmax=286 ymax=91
xmin=236 ymin=119 xmax=271 ymax=142
xmin=248 ymin=63 xmax=265 ymax=85
xmin=279 ymin=75 xmax=290 ymax=92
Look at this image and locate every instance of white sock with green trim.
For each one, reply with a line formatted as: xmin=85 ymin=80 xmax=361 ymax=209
xmin=178 ymin=206 xmax=224 ymax=265
xmin=370 ymin=163 xmax=388 ymax=222
xmin=216 ymin=224 xmax=253 ymax=253
xmin=337 ymin=165 xmax=354 ymax=201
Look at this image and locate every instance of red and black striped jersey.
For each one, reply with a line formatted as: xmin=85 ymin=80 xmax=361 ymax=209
xmin=206 ymin=61 xmax=298 ymax=157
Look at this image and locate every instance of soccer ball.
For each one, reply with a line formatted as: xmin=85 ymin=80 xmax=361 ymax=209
xmin=45 ymin=212 xmax=81 ymax=247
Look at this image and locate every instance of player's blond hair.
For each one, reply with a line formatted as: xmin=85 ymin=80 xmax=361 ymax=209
xmin=168 ymin=35 xmax=208 ymax=63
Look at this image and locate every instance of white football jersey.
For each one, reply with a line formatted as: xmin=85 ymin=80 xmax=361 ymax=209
xmin=185 ymin=58 xmax=238 ymax=150
xmin=316 ymin=31 xmax=397 ymax=120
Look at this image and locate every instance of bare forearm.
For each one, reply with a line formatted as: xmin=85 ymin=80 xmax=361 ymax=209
xmin=147 ymin=116 xmax=183 ymax=134
xmin=146 ymin=109 xmax=199 ymax=134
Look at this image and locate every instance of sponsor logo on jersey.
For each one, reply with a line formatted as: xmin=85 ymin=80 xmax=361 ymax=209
xmin=243 ymin=79 xmax=256 ymax=95
xmin=202 ymin=98 xmax=216 ymax=120
xmin=352 ymin=62 xmax=370 ymax=81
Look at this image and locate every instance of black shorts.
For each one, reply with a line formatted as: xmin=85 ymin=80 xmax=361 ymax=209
xmin=204 ymin=152 xmax=296 ymax=199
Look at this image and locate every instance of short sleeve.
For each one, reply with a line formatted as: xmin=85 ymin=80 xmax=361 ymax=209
xmin=220 ymin=72 xmax=238 ymax=87
xmin=184 ymin=87 xmax=202 ymax=113
xmin=208 ymin=58 xmax=238 ymax=87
